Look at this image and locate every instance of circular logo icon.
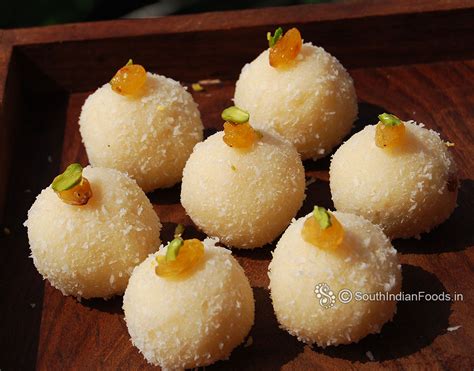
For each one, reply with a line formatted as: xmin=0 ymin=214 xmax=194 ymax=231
xmin=314 ymin=283 xmax=336 ymax=309
xmin=338 ymin=289 xmax=353 ymax=304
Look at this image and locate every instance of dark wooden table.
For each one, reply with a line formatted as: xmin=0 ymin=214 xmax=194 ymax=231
xmin=1 ymin=1 xmax=473 ymax=369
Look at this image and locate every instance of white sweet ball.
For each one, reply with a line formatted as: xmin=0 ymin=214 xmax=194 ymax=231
xmin=234 ymin=43 xmax=357 ymax=160
xmin=181 ymin=132 xmax=305 ymax=248
xmin=25 ymin=166 xmax=161 ymax=299
xmin=269 ymin=211 xmax=401 ymax=346
xmin=79 ymin=72 xmax=203 ymax=192
xmin=123 ymin=238 xmax=254 ymax=369
xmin=330 ymin=121 xmax=457 ymax=239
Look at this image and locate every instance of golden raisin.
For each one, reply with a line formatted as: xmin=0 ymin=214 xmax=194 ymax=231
xmin=301 ymin=213 xmax=344 ymax=250
xmin=223 ymin=122 xmax=258 ymax=148
xmin=269 ymin=28 xmax=302 ymax=68
xmin=375 ymin=121 xmax=406 ymax=148
xmin=110 ymin=64 xmax=146 ymax=96
xmin=155 ymin=239 xmax=204 ymax=279
xmin=57 ymin=178 xmax=93 ymax=206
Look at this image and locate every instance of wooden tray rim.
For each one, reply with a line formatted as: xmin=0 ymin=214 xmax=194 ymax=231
xmin=1 ymin=0 xmax=474 ymax=48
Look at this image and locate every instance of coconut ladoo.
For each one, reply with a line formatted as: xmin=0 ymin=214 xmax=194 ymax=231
xmin=234 ymin=27 xmax=358 ymax=160
xmin=123 ymin=228 xmax=254 ymax=369
xmin=25 ymin=164 xmax=161 ymax=299
xmin=330 ymin=114 xmax=458 ymax=239
xmin=79 ymin=60 xmax=203 ymax=192
xmin=180 ymin=106 xmax=305 ymax=248
xmin=269 ymin=207 xmax=401 ymax=346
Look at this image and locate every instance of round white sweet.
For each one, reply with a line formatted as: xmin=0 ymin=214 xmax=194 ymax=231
xmin=123 ymin=238 xmax=254 ymax=369
xmin=269 ymin=211 xmax=401 ymax=346
xmin=330 ymin=121 xmax=457 ymax=239
xmin=234 ymin=43 xmax=357 ymax=160
xmin=180 ymin=132 xmax=305 ymax=248
xmin=25 ymin=166 xmax=161 ymax=299
xmin=79 ymin=72 xmax=203 ymax=192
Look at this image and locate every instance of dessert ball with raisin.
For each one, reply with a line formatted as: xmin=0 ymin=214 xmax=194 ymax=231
xmin=123 ymin=238 xmax=254 ymax=369
xmin=330 ymin=116 xmax=458 ymax=239
xmin=181 ymin=124 xmax=305 ymax=249
xmin=25 ymin=165 xmax=161 ymax=299
xmin=269 ymin=209 xmax=401 ymax=346
xmin=79 ymin=63 xmax=203 ymax=192
xmin=234 ymin=28 xmax=357 ymax=160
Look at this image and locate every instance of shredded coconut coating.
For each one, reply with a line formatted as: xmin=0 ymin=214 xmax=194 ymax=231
xmin=268 ymin=212 xmax=401 ymax=347
xmin=123 ymin=238 xmax=255 ymax=370
xmin=24 ymin=167 xmax=161 ymax=299
xmin=180 ymin=132 xmax=305 ymax=248
xmin=234 ymin=43 xmax=357 ymax=160
xmin=330 ymin=121 xmax=457 ymax=239
xmin=79 ymin=72 xmax=203 ymax=192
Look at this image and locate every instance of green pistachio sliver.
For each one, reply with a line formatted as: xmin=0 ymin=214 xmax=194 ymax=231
xmin=51 ymin=163 xmax=83 ymax=192
xmin=221 ymin=106 xmax=250 ymax=124
xmin=268 ymin=27 xmax=283 ymax=48
xmin=166 ymin=237 xmax=184 ymax=261
xmin=174 ymin=223 xmax=185 ymax=238
xmin=378 ymin=113 xmax=402 ymax=127
xmin=313 ymin=206 xmax=332 ymax=229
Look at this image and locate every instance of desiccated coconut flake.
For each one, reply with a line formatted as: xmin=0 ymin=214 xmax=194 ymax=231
xmin=447 ymin=325 xmax=462 ymax=332
xmin=366 ymin=350 xmax=375 ymax=361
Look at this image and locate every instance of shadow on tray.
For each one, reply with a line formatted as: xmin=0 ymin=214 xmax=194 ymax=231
xmin=319 ymin=264 xmax=451 ymax=363
xmin=212 ymin=287 xmax=304 ymax=370
xmin=213 ymin=264 xmax=451 ymax=367
xmin=82 ymin=295 xmax=124 ymax=315
xmin=147 ymin=182 xmax=181 ymax=205
xmin=394 ymin=179 xmax=474 ymax=254
xmin=298 ymin=176 xmax=334 ymax=217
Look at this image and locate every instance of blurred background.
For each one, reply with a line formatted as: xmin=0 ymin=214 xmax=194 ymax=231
xmin=0 ymin=0 xmax=340 ymax=29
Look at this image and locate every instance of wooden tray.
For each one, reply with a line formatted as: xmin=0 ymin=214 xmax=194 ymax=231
xmin=1 ymin=1 xmax=473 ymax=369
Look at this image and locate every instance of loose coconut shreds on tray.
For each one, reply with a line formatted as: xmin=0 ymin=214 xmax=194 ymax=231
xmin=330 ymin=121 xmax=457 ymax=238
xmin=123 ymin=238 xmax=254 ymax=369
xmin=268 ymin=212 xmax=401 ymax=347
xmin=25 ymin=167 xmax=161 ymax=299
xmin=79 ymin=72 xmax=203 ymax=192
xmin=234 ymin=43 xmax=357 ymax=159
xmin=181 ymin=132 xmax=305 ymax=248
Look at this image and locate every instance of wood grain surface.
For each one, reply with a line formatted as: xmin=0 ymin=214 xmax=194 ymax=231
xmin=0 ymin=1 xmax=473 ymax=370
